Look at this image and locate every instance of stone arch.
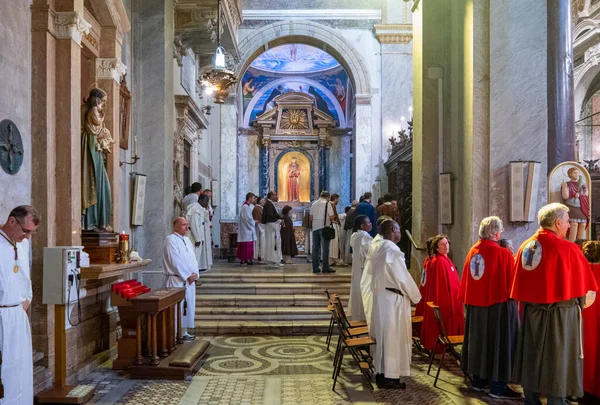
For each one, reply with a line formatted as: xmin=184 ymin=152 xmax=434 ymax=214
xmin=236 ymin=20 xmax=372 ymax=98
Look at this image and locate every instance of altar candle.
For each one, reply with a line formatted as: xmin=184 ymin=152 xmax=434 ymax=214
xmin=133 ymin=136 xmax=138 ymax=156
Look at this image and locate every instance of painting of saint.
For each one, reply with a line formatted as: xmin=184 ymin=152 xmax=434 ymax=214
xmin=243 ymin=77 xmax=256 ymax=97
xmin=522 ymin=240 xmax=542 ymax=271
xmin=287 ymin=157 xmax=301 ymax=202
xmin=334 ymin=78 xmax=346 ymax=114
xmin=561 ymin=167 xmax=590 ymax=241
xmin=469 ymin=254 xmax=484 ymax=280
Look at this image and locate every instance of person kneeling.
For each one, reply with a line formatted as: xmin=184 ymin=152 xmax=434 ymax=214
xmin=368 ymin=219 xmax=422 ymax=389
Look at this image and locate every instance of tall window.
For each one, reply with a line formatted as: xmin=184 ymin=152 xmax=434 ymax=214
xmin=183 ymin=140 xmax=191 ymax=190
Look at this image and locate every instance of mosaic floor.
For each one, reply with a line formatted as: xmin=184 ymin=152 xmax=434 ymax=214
xmin=73 ymin=334 xmax=576 ymax=405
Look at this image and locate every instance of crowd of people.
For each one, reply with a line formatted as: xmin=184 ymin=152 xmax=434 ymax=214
xmin=350 ymin=201 xmax=600 ymax=405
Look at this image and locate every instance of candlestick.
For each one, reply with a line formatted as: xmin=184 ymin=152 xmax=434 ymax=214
xmin=133 ymin=136 xmax=138 ymax=157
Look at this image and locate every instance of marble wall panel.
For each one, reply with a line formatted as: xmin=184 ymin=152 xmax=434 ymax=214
xmin=355 ymin=104 xmax=373 ymax=198
xmin=220 ymin=101 xmax=239 ymax=221
xmin=381 ymin=42 xmax=413 ymax=195
xmin=237 ymin=134 xmax=248 ymax=209
xmin=132 ymin=0 xmax=175 ymax=279
xmin=329 ymin=137 xmax=342 ymax=197
xmin=247 ymin=135 xmax=260 ymax=195
xmin=0 ymin=0 xmax=31 ymax=217
xmin=340 ymin=135 xmax=352 ymax=208
xmin=489 ymin=0 xmax=548 ymax=248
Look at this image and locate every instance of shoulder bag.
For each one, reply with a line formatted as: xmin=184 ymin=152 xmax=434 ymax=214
xmin=322 ymin=202 xmax=336 ymax=240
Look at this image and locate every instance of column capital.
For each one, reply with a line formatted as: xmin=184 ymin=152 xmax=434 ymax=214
xmin=373 ymin=24 xmax=413 ymax=44
xmin=96 ymin=58 xmax=127 ymax=83
xmin=55 ymin=11 xmax=90 ymax=45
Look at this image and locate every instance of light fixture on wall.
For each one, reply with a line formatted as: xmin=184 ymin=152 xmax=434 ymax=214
xmin=200 ymin=0 xmax=237 ymax=104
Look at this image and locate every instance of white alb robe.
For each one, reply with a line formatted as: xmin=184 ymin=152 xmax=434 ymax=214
xmin=254 ymin=206 xmax=266 ymax=261
xmin=203 ymin=207 xmax=213 ymax=269
xmin=238 ymin=203 xmax=256 ymax=243
xmin=360 ymin=233 xmax=382 ymax=329
xmin=0 ymin=234 xmax=33 ymax=405
xmin=186 ymin=203 xmax=212 ymax=270
xmin=264 ymin=221 xmax=282 ymax=264
xmin=369 ymin=240 xmax=422 ymax=378
xmin=343 ymin=228 xmax=353 ymax=264
xmin=347 ymin=230 xmax=372 ymax=320
xmin=181 ymin=193 xmax=199 ymax=216
xmin=163 ymin=233 xmax=199 ymax=329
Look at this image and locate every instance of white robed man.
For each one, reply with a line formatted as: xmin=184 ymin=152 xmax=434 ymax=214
xmin=0 ymin=205 xmax=39 ymax=404
xmin=348 ymin=215 xmax=372 ymax=321
xmin=343 ymin=200 xmax=358 ymax=264
xmin=261 ymin=191 xmax=283 ymax=267
xmin=186 ymin=194 xmax=212 ymax=272
xmin=237 ymin=193 xmax=256 ymax=265
xmin=360 ymin=215 xmax=392 ymax=326
xmin=181 ymin=182 xmax=202 ymax=216
xmin=163 ymin=217 xmax=199 ymax=340
xmin=252 ymin=197 xmax=266 ymax=263
xmin=369 ymin=219 xmax=421 ymax=389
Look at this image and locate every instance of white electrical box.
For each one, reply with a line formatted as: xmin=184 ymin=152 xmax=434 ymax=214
xmin=43 ymin=247 xmax=82 ymax=305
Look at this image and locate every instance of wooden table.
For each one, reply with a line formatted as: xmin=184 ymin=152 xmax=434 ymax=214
xmin=130 ymin=288 xmax=185 ymax=366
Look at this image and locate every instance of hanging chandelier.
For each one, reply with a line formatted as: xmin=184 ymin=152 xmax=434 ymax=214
xmin=200 ymin=0 xmax=237 ymax=104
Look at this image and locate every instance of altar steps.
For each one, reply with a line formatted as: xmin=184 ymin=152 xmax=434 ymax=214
xmin=194 ymin=263 xmax=352 ymax=335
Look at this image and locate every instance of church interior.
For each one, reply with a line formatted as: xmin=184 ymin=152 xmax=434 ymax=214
xmin=1 ymin=0 xmax=600 ymax=404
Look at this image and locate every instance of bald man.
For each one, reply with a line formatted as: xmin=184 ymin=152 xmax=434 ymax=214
xmin=163 ymin=217 xmax=199 ymax=340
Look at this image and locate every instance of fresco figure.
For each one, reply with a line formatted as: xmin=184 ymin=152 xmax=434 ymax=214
xmin=308 ymin=86 xmax=334 ymax=118
xmin=261 ymin=85 xmax=283 ymax=115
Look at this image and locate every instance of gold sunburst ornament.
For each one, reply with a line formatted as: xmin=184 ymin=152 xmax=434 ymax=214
xmin=281 ymin=109 xmax=308 ymax=130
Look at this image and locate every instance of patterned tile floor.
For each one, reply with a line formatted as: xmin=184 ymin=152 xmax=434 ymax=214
xmin=75 ymin=334 xmax=579 ymax=405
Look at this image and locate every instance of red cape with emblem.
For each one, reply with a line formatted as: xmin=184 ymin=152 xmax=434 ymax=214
xmin=420 ymin=253 xmax=464 ymax=351
xmin=458 ymin=239 xmax=515 ymax=307
xmin=415 ymin=256 xmax=432 ymax=318
xmin=510 ymin=228 xmax=598 ymax=304
xmin=583 ymin=263 xmax=600 ymax=397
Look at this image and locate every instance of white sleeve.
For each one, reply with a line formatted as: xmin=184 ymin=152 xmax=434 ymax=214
xmin=390 ymin=254 xmax=422 ymax=304
xmin=165 ymin=238 xmax=193 ymax=280
xmin=189 ymin=208 xmax=205 ymax=243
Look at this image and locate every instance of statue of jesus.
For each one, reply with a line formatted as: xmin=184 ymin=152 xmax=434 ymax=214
xmin=287 ymin=157 xmax=301 ymax=202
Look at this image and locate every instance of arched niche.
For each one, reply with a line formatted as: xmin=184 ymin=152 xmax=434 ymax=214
xmin=274 ymin=148 xmax=314 ymax=202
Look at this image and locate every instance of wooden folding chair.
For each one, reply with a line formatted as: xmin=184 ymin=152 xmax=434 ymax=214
xmin=411 ymin=315 xmax=424 ymax=351
xmin=425 ymin=302 xmax=470 ymax=387
xmin=330 ymin=298 xmax=375 ymax=391
xmin=324 ymin=289 xmax=367 ymax=352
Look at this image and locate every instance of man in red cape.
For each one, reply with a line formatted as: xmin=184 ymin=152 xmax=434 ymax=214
xmin=458 ymin=217 xmax=520 ymax=399
xmin=419 ymin=234 xmax=464 ymax=352
xmin=511 ymin=203 xmax=598 ymax=405
xmin=582 ymin=241 xmax=600 ymax=399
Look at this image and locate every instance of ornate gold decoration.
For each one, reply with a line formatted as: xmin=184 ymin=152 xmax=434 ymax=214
xmin=280 ymin=109 xmax=308 ymax=130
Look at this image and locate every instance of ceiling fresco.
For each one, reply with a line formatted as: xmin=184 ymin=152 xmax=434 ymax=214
xmin=242 ymin=44 xmax=351 ymax=128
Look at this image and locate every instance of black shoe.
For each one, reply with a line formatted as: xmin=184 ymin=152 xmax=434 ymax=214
xmin=376 ymin=376 xmax=406 ymax=389
xmin=566 ymin=397 xmax=580 ymax=405
xmin=247 ymin=261 xmax=254 ymax=266
xmin=322 ymin=269 xmax=336 ymax=273
xmin=471 ymin=377 xmax=489 ymax=392
xmin=198 ymin=268 xmax=209 ymax=273
xmin=313 ymin=270 xmax=321 ymax=273
xmin=489 ymin=387 xmax=522 ymax=399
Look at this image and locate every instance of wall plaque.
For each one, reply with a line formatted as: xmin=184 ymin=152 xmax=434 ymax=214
xmin=0 ymin=119 xmax=24 ymax=175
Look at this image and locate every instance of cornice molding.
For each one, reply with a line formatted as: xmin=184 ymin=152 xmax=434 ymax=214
xmin=373 ymin=23 xmax=413 ymax=44
xmin=55 ymin=11 xmax=91 ymax=45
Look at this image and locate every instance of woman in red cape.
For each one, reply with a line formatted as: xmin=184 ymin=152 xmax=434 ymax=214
xmin=582 ymin=241 xmax=600 ymax=399
xmin=420 ymin=234 xmax=464 ymax=352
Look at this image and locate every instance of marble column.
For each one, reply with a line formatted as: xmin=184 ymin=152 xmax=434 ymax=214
xmin=132 ymin=0 xmax=175 ymax=282
xmin=547 ymin=0 xmax=575 ymax=167
xmin=340 ymin=135 xmax=352 ymax=208
xmin=237 ymin=131 xmax=248 ymax=208
xmin=319 ymin=144 xmax=329 ymax=192
xmin=258 ymin=143 xmax=270 ymax=198
xmin=354 ymin=96 xmax=373 ymax=198
xmin=219 ymin=94 xmax=238 ymax=221
xmin=30 ymin=0 xmax=90 ymax=368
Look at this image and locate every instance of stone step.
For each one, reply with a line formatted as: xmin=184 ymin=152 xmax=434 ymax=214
xmin=195 ymin=306 xmax=332 ymax=321
xmin=196 ymin=294 xmax=348 ymax=307
xmin=196 ymin=282 xmax=351 ymax=295
xmin=197 ymin=272 xmax=351 ymax=284
xmin=193 ymin=320 xmax=332 ymax=335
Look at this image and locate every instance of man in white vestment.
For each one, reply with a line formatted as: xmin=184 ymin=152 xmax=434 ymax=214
xmin=261 ymin=191 xmax=283 ymax=267
xmin=181 ymin=182 xmax=202 ymax=216
xmin=237 ymin=193 xmax=256 ymax=265
xmin=163 ymin=217 xmax=199 ymax=340
xmin=186 ymin=195 xmax=210 ymax=272
xmin=348 ymin=215 xmax=372 ymax=321
xmin=0 ymin=205 xmax=40 ymax=403
xmin=329 ymin=194 xmax=346 ymax=266
xmin=369 ymin=220 xmax=421 ymax=389
xmin=252 ymin=197 xmax=265 ymax=263
xmin=360 ymin=215 xmax=392 ymax=326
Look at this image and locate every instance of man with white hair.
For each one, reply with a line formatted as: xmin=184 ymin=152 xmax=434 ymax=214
xmin=458 ymin=216 xmax=520 ymax=399
xmin=163 ymin=217 xmax=199 ymax=340
xmin=511 ymin=203 xmax=598 ymax=405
